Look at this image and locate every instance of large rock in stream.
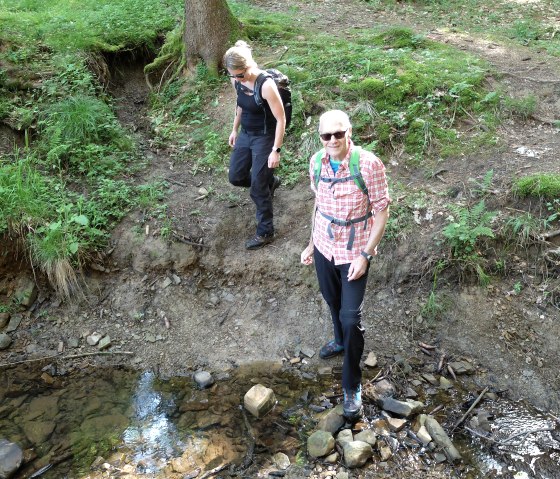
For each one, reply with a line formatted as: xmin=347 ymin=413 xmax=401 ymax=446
xmin=0 ymin=438 xmax=23 ymax=479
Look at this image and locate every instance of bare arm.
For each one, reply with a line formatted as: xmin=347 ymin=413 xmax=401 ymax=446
xmin=261 ymin=79 xmax=286 ymax=168
xmin=229 ymin=78 xmax=242 ymax=147
xmin=300 ymin=198 xmax=317 ymax=265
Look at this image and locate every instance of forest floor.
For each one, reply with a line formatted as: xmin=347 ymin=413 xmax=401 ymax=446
xmin=3 ymin=0 xmax=560 ymax=416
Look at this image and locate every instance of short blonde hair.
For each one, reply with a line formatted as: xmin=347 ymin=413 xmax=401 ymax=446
xmin=223 ymin=40 xmax=257 ymax=71
xmin=318 ymin=110 xmax=352 ymax=132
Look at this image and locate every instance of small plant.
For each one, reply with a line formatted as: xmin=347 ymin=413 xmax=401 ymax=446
xmin=513 ymin=174 xmax=560 ymax=200
xmin=443 ymin=200 xmax=496 ymax=259
xmin=470 ymin=169 xmax=494 ymax=198
xmin=513 ymin=282 xmax=523 ymax=295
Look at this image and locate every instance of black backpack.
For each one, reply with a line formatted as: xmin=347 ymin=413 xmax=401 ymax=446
xmin=253 ymin=68 xmax=292 ymax=132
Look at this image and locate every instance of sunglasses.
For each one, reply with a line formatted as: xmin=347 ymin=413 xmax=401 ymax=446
xmin=319 ymin=130 xmax=347 ymax=141
xmin=227 ymin=71 xmax=246 ymax=79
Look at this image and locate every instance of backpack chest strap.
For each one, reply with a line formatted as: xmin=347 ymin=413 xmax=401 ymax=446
xmin=318 ymin=210 xmax=373 ymax=250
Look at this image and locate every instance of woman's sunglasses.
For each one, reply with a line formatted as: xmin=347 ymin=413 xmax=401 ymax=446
xmin=319 ymin=130 xmax=347 ymax=141
xmin=227 ymin=71 xmax=246 ymax=79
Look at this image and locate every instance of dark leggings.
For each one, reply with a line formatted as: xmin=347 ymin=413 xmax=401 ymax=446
xmin=314 ymin=247 xmax=368 ymax=390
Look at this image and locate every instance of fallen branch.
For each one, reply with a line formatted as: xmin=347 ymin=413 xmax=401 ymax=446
xmin=199 ymin=464 xmax=229 ymax=479
xmin=451 ymin=386 xmax=489 ymax=432
xmin=173 ymin=232 xmax=209 ymax=248
xmin=0 ymin=351 xmax=134 ymax=369
xmin=542 ymin=229 xmax=560 ymax=240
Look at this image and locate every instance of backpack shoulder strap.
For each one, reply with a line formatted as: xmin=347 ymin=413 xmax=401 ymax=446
xmin=313 ymin=149 xmax=325 ymax=190
xmin=348 ymin=147 xmax=368 ymax=196
xmin=253 ymin=72 xmax=269 ymax=107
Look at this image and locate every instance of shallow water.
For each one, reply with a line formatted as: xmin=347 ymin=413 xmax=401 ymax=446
xmin=1 ymin=362 xmax=558 ymax=478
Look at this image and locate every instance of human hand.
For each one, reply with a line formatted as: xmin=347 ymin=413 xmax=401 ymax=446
xmin=347 ymin=256 xmax=368 ymax=281
xmin=300 ymin=244 xmax=314 ymax=265
xmin=268 ymin=151 xmax=280 ymax=168
xmin=228 ymin=131 xmax=237 ymax=147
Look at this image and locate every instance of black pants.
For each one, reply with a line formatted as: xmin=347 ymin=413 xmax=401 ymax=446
xmin=229 ymin=131 xmax=275 ymax=237
xmin=314 ymin=247 xmax=368 ymax=390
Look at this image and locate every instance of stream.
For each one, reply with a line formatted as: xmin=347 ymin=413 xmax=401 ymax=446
xmin=1 ymin=361 xmax=559 ymax=479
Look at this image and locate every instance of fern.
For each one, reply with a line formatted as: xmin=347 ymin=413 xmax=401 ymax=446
xmin=443 ymin=200 xmax=496 ymax=258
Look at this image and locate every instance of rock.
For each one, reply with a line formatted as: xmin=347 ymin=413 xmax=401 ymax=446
xmin=97 ymin=336 xmax=112 ymax=350
xmin=439 ymin=377 xmax=453 ymax=390
xmin=336 ymin=472 xmax=349 ymax=479
xmin=0 ymin=312 xmax=10 ymax=329
xmin=336 ymin=429 xmax=353 ymax=448
xmin=387 ymin=417 xmax=407 ymax=432
xmin=272 ymin=452 xmax=290 ymax=470
xmin=13 ymin=276 xmax=38 ymax=308
xmin=194 ymin=371 xmax=214 ymax=389
xmin=318 ymin=367 xmax=332 ymax=377
xmin=324 ymin=451 xmax=339 ymax=463
xmin=343 ymin=441 xmax=372 ymax=468
xmin=86 ymin=332 xmax=103 ymax=346
xmin=421 ymin=373 xmax=438 ymax=385
xmin=0 ymin=438 xmax=23 ymax=479
xmin=379 ymin=445 xmax=392 ymax=461
xmin=317 ymin=405 xmax=345 ymax=434
xmin=364 ymin=351 xmax=377 ymax=367
xmin=448 ymin=360 xmax=475 ymax=375
xmin=0 ymin=333 xmax=11 ymax=350
xmin=424 ymin=416 xmax=462 ymax=463
xmin=300 ymin=346 xmax=315 ymax=358
xmin=405 ymin=387 xmax=418 ymax=398
xmin=244 ymin=384 xmax=276 ymax=418
xmin=5 ymin=315 xmax=22 ymax=333
xmin=354 ymin=429 xmax=377 ymax=446
xmin=23 ymin=421 xmax=55 ymax=444
xmin=161 ymin=277 xmax=173 ymax=289
xmin=364 ymin=379 xmax=395 ymax=401
xmin=379 ymin=398 xmax=424 ymax=417
xmin=416 ymin=425 xmax=432 ymax=445
xmin=67 ymin=337 xmax=80 ymax=348
xmin=307 ymin=430 xmax=335 ymax=458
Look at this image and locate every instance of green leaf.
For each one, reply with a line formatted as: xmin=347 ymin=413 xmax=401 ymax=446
xmin=71 ymin=214 xmax=89 ymax=226
xmin=68 ymin=242 xmax=79 ymax=254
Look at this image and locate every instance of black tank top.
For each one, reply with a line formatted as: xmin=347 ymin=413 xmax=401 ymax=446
xmin=236 ymin=82 xmax=276 ymax=133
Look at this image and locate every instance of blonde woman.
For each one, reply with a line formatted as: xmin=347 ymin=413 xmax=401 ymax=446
xmin=223 ymin=41 xmax=286 ymax=250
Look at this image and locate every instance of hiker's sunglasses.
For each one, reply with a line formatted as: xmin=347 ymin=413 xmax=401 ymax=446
xmin=319 ymin=130 xmax=347 ymax=141
xmin=227 ymin=70 xmax=246 ymax=79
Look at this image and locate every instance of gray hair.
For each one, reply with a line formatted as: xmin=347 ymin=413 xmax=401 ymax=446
xmin=223 ymin=40 xmax=257 ymax=70
xmin=318 ymin=110 xmax=352 ymax=131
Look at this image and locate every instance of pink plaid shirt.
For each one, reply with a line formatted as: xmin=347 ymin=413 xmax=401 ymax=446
xmin=309 ymin=141 xmax=390 ymax=265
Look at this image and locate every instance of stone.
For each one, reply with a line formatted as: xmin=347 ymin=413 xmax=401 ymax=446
xmin=387 ymin=417 xmax=407 ymax=432
xmin=0 ymin=312 xmax=10 ymax=329
xmin=0 ymin=333 xmax=11 ymax=350
xmin=439 ymin=377 xmax=453 ymax=390
xmin=0 ymin=438 xmax=23 ymax=479
xmin=379 ymin=398 xmax=424 ymax=417
xmin=86 ymin=332 xmax=103 ymax=346
xmin=336 ymin=472 xmax=349 ymax=479
xmin=365 ymin=379 xmax=395 ymax=401
xmin=13 ymin=276 xmax=38 ymax=308
xmin=194 ymin=371 xmax=215 ymax=389
xmin=5 ymin=315 xmax=22 ymax=333
xmin=307 ymin=430 xmax=335 ymax=458
xmin=343 ymin=441 xmax=372 ymax=468
xmin=244 ymin=384 xmax=276 ymax=418
xmin=336 ymin=429 xmax=353 ymax=448
xmin=416 ymin=425 xmax=432 ymax=445
xmin=364 ymin=351 xmax=377 ymax=367
xmin=317 ymin=405 xmax=345 ymax=434
xmin=421 ymin=373 xmax=438 ymax=385
xmin=379 ymin=445 xmax=392 ymax=461
xmin=448 ymin=360 xmax=475 ymax=375
xmin=318 ymin=367 xmax=332 ymax=377
xmin=424 ymin=416 xmax=462 ymax=463
xmin=324 ymin=451 xmax=339 ymax=463
xmin=354 ymin=429 xmax=377 ymax=446
xmin=272 ymin=452 xmax=290 ymax=470
xmin=300 ymin=346 xmax=315 ymax=358
xmin=23 ymin=421 xmax=55 ymax=444
xmin=98 ymin=336 xmax=112 ymax=350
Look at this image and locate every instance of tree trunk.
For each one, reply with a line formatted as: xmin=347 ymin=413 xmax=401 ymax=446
xmin=184 ymin=0 xmax=240 ymax=76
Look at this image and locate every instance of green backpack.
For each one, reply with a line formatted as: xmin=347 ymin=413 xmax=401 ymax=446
xmin=312 ymin=147 xmax=368 ymax=197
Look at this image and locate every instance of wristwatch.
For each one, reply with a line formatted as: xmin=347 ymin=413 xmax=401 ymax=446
xmin=272 ymin=146 xmax=282 ymax=153
xmin=361 ymin=251 xmax=374 ymax=262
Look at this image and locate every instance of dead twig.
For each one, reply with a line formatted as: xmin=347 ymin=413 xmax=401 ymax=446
xmin=0 ymin=351 xmax=134 ymax=369
xmin=172 ymin=232 xmax=209 ymax=248
xmin=447 ymin=364 xmax=457 ymax=381
xmin=199 ymin=464 xmax=229 ymax=479
xmin=451 ymin=386 xmax=489 ymax=432
xmin=499 ymin=427 xmax=555 ymax=445
xmin=166 ymin=177 xmax=188 ymax=188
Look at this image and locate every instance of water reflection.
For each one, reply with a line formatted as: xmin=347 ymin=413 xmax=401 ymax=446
xmin=122 ymin=371 xmax=184 ymax=473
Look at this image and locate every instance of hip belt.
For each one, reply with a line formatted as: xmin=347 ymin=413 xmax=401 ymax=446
xmin=319 ymin=210 xmax=373 ymax=250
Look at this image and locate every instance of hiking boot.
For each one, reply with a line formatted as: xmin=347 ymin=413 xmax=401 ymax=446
xmin=319 ymin=340 xmax=344 ymax=359
xmin=270 ymin=175 xmax=281 ymax=197
xmin=343 ymin=384 xmax=363 ymax=419
xmin=245 ymin=233 xmax=274 ymax=250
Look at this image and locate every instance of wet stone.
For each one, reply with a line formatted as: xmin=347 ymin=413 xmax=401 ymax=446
xmin=379 ymin=398 xmax=425 ymax=417
xmin=343 ymin=440 xmax=373 ymax=468
xmin=0 ymin=438 xmax=23 ymax=479
xmin=307 ymin=430 xmax=335 ymax=458
xmin=5 ymin=315 xmax=22 ymax=333
xmin=0 ymin=333 xmax=11 ymax=350
xmin=244 ymin=384 xmax=276 ymax=418
xmin=336 ymin=429 xmax=353 ymax=447
xmin=194 ymin=371 xmax=214 ymax=389
xmin=0 ymin=312 xmax=10 ymax=329
xmin=317 ymin=405 xmax=345 ymax=434
xmin=448 ymin=360 xmax=475 ymax=374
xmin=354 ymin=429 xmax=377 ymax=446
xmin=272 ymin=452 xmax=290 ymax=470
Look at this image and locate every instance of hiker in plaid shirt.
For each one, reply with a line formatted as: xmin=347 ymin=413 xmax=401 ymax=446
xmin=301 ymin=110 xmax=390 ymax=419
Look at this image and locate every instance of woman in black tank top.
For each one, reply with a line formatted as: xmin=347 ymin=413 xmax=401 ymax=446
xmin=223 ymin=41 xmax=286 ymax=250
